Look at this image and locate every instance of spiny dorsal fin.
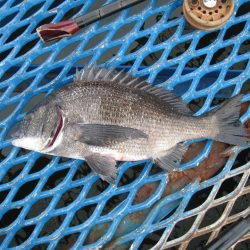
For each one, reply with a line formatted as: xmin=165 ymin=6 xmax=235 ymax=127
xmin=75 ymin=65 xmax=191 ymax=115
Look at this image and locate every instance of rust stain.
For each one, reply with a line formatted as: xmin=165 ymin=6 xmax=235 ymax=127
xmin=163 ymin=141 xmax=229 ymax=196
xmin=133 ymin=182 xmax=159 ymax=204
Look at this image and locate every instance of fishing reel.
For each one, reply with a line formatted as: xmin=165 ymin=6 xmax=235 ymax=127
xmin=183 ymin=0 xmax=234 ymax=30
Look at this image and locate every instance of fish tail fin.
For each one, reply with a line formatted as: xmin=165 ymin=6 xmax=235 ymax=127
xmin=211 ymin=95 xmax=249 ymax=146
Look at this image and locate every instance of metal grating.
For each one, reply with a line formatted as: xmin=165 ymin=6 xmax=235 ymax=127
xmin=0 ymin=0 xmax=249 ymax=249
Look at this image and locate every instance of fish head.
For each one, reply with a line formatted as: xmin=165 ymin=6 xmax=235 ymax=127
xmin=12 ymin=103 xmax=64 ymax=152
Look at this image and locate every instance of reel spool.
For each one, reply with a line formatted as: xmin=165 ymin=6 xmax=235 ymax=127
xmin=183 ymin=0 xmax=234 ymax=30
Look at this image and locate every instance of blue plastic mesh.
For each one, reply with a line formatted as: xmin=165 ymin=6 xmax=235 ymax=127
xmin=0 ymin=0 xmax=249 ymax=249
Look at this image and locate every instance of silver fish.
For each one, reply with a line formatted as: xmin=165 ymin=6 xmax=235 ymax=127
xmin=12 ymin=66 xmax=249 ymax=183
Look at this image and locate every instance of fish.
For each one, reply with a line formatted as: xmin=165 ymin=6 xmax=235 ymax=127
xmin=11 ymin=66 xmax=249 ymax=183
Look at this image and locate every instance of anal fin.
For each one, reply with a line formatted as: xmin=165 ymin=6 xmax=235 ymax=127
xmin=154 ymin=143 xmax=188 ymax=171
xmin=85 ymin=153 xmax=117 ymax=184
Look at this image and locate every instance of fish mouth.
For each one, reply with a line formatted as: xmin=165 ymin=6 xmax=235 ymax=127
xmin=44 ymin=106 xmax=64 ymax=152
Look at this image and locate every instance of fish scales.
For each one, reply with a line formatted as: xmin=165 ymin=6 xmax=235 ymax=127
xmin=12 ymin=66 xmax=249 ymax=183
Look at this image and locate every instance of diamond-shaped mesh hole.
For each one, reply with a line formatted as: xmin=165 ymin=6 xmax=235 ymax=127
xmin=187 ymin=232 xmax=211 ymax=250
xmin=141 ymin=49 xmax=163 ymax=67
xmin=38 ymin=214 xmax=66 ymax=238
xmin=0 ymin=189 xmax=9 ymax=204
xmin=210 ymin=45 xmax=234 ymax=65
xmin=140 ymin=228 xmax=164 ymax=249
xmin=182 ymin=22 xmax=194 ymax=35
xmin=143 ymin=12 xmax=163 ymax=30
xmin=231 ymin=149 xmax=250 ymax=170
xmin=0 ymin=147 xmax=12 ymax=159
xmin=0 ymin=103 xmax=17 ymax=121
xmin=55 ymin=41 xmax=81 ymax=61
xmin=154 ymin=25 xmax=177 ymax=45
xmin=196 ymin=31 xmax=220 ymax=50
xmin=0 ymin=163 xmax=25 ymax=184
xmin=9 ymin=225 xmax=35 ymax=247
xmin=21 ymin=2 xmax=45 ymax=20
xmin=42 ymin=168 xmax=69 ymax=191
xmin=96 ymin=45 xmax=121 ymax=64
xmin=229 ymin=193 xmax=250 ymax=216
xmin=128 ymin=0 xmax=148 ymax=17
xmin=215 ymin=85 xmax=235 ymax=98
xmin=101 ymin=192 xmax=129 ymax=216
xmin=168 ymin=216 xmax=197 ymax=241
xmin=29 ymin=156 xmax=52 ymax=174
xmin=61 ymin=4 xmax=84 ymax=21
xmin=125 ymin=36 xmax=150 ymax=55
xmin=199 ymin=203 xmax=226 ymax=228
xmin=184 ymin=186 xmax=213 ymax=212
xmin=133 ymin=181 xmax=160 ymax=205
xmin=86 ymin=178 xmax=110 ymax=198
xmin=230 ymin=59 xmax=248 ymax=71
xmin=70 ymin=204 xmax=97 ymax=227
xmin=188 ymin=97 xmax=206 ymax=112
xmin=74 ymin=55 xmax=92 ymax=67
xmin=224 ymin=71 xmax=242 ymax=82
xmin=84 ymin=31 xmax=109 ymax=51
xmin=0 ymin=11 xmax=19 ymax=29
xmin=72 ymin=162 xmax=91 ymax=181
xmin=156 ymin=67 xmax=176 ymax=81
xmin=11 ymin=77 xmax=34 ymax=96
xmin=0 ymin=66 xmax=19 ymax=82
xmin=37 ymin=67 xmax=63 ymax=87
xmin=183 ymin=54 xmax=206 ymax=73
xmin=167 ymin=40 xmax=192 ymax=60
xmin=31 ymin=51 xmax=52 ymax=66
xmin=12 ymin=179 xmax=39 ymax=202
xmin=0 ymin=86 xmax=8 ymax=98
xmin=55 ymin=185 xmax=83 ymax=209
xmin=111 ymin=21 xmax=137 ymax=41
xmin=159 ymin=205 xmax=179 ymax=222
xmin=55 ymin=232 xmax=80 ymax=250
xmin=235 ymin=240 xmax=250 ymax=249
xmin=10 ymin=0 xmax=23 ymax=7
xmin=215 ymin=174 xmax=243 ymax=199
xmin=15 ymin=38 xmax=40 ymax=58
xmin=31 ymin=243 xmax=49 ymax=250
xmin=223 ymin=21 xmax=246 ymax=41
xmin=84 ymin=221 xmax=111 ymax=245
xmin=118 ymin=163 xmax=145 ymax=187
xmin=0 ymin=207 xmax=22 ymax=229
xmin=6 ymin=24 xmax=29 ymax=43
xmin=216 ymin=222 xmax=235 ymax=239
xmin=167 ymin=6 xmax=182 ymax=21
xmin=48 ymin=0 xmax=65 ymax=10
xmin=196 ymin=71 xmax=220 ymax=91
xmin=236 ymin=1 xmax=250 ymax=17
xmin=0 ymin=48 xmax=13 ymax=63
xmin=172 ymin=80 xmax=192 ymax=96
xmin=0 ymin=235 xmax=5 ymax=244
xmin=25 ymin=197 xmax=52 ymax=219
xmin=11 ymin=0 xmax=22 ymax=6
xmin=240 ymin=80 xmax=250 ymax=94
xmin=148 ymin=164 xmax=164 ymax=176
xmin=238 ymin=39 xmax=249 ymax=55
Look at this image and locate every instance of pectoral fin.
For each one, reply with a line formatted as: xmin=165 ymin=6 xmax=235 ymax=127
xmin=85 ymin=153 xmax=118 ymax=184
xmin=154 ymin=143 xmax=188 ymax=171
xmin=74 ymin=123 xmax=148 ymax=146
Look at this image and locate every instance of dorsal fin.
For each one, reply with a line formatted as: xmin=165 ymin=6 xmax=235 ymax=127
xmin=75 ymin=65 xmax=191 ymax=115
